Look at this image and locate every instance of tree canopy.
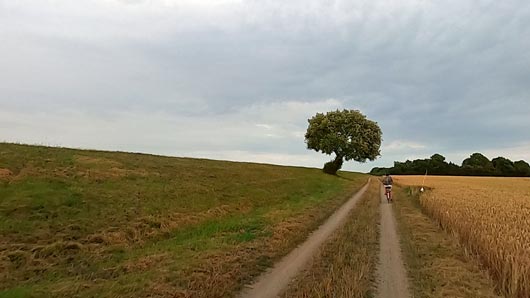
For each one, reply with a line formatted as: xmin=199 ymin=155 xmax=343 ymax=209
xmin=305 ymin=109 xmax=382 ymax=175
xmin=370 ymin=153 xmax=530 ymax=177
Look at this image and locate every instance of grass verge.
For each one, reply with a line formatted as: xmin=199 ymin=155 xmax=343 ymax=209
xmin=0 ymin=143 xmax=367 ymax=297
xmin=280 ymin=180 xmax=379 ymax=298
xmin=392 ymin=186 xmax=501 ymax=298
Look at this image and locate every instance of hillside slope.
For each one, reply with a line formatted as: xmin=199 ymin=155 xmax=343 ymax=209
xmin=0 ymin=143 xmax=367 ymax=297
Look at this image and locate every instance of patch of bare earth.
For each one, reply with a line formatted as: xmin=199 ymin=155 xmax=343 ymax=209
xmin=0 ymin=168 xmax=13 ymax=179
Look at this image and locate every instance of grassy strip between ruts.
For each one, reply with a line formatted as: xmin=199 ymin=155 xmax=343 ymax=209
xmin=392 ymin=186 xmax=501 ymax=298
xmin=280 ymin=180 xmax=379 ymax=298
xmin=0 ymin=143 xmax=368 ymax=298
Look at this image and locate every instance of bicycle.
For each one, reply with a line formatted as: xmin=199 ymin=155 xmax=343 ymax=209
xmin=384 ymin=185 xmax=393 ymax=203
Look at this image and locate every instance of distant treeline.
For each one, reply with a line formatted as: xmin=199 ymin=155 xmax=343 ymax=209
xmin=370 ymin=153 xmax=530 ymax=177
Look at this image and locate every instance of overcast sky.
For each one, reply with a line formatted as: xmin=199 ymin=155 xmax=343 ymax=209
xmin=1 ymin=0 xmax=529 ymax=172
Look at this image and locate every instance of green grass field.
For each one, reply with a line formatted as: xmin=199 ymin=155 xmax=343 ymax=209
xmin=0 ymin=143 xmax=367 ymax=297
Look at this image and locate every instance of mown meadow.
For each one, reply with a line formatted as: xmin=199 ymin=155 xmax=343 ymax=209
xmin=0 ymin=143 xmax=367 ymax=297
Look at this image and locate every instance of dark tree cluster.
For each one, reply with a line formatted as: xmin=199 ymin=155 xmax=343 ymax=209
xmin=370 ymin=153 xmax=530 ymax=177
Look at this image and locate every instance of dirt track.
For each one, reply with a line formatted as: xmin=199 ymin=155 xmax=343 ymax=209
xmin=375 ymin=185 xmax=411 ymax=298
xmin=238 ymin=179 xmax=370 ymax=298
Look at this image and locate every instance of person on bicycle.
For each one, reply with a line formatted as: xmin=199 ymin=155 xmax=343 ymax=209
xmin=382 ymin=173 xmax=393 ymax=201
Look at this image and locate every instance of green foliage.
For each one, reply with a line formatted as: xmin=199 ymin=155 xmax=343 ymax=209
xmin=377 ymin=154 xmax=459 ymax=176
xmin=514 ymin=160 xmax=530 ymax=176
xmin=305 ymin=109 xmax=382 ymax=174
xmin=369 ymin=167 xmax=387 ymax=176
xmin=462 ymin=153 xmax=492 ymax=167
xmin=461 ymin=153 xmax=494 ymax=175
xmin=370 ymin=152 xmax=530 ymax=177
xmin=492 ymin=157 xmax=515 ymax=176
xmin=430 ymin=153 xmax=445 ymax=163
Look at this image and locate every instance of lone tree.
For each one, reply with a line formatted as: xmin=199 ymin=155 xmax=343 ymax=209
xmin=305 ymin=109 xmax=382 ymax=175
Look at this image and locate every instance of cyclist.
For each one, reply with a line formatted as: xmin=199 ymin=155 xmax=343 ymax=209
xmin=382 ymin=173 xmax=393 ymax=202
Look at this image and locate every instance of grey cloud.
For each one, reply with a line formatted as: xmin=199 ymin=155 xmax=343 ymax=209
xmin=1 ymin=0 xmax=530 ymax=172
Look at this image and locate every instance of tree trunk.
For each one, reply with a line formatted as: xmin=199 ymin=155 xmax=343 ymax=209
xmin=333 ymin=154 xmax=344 ymax=169
xmin=323 ymin=154 xmax=344 ymax=175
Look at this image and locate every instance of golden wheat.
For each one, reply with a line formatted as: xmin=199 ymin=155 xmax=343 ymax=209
xmin=395 ymin=176 xmax=530 ymax=298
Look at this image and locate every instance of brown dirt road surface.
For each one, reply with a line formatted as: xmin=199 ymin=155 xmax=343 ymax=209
xmin=238 ymin=179 xmax=371 ymax=298
xmin=375 ymin=185 xmax=411 ymax=298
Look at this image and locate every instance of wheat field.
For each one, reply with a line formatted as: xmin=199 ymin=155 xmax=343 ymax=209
xmin=395 ymin=176 xmax=530 ymax=298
